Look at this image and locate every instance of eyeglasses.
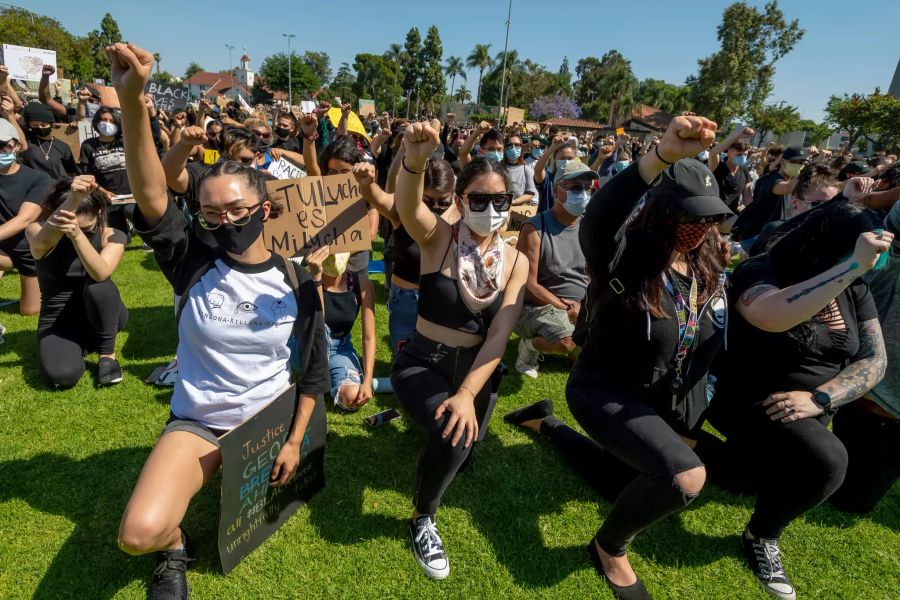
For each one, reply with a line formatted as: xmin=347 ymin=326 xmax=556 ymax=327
xmin=466 ymin=192 xmax=513 ymax=213
xmin=196 ymin=202 xmax=264 ymax=230
xmin=677 ymin=213 xmax=727 ymax=225
xmin=423 ymin=193 xmax=453 ymax=213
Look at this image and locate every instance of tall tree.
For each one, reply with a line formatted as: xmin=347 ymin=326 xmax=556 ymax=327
xmin=330 ymin=62 xmax=356 ymax=99
xmin=691 ymin=1 xmax=804 ymax=125
xmin=453 ymin=86 xmax=472 ymax=103
xmin=401 ymin=28 xmax=423 ymax=112
xmin=482 ymin=50 xmax=520 ymax=107
xmin=86 ymin=13 xmax=124 ymax=82
xmin=0 ymin=7 xmax=92 ymax=80
xmin=353 ymin=53 xmax=400 ymax=111
xmin=259 ymin=53 xmax=320 ymax=101
xmin=466 ymin=44 xmax=493 ymax=108
xmin=419 ymin=26 xmax=445 ymax=114
xmin=825 ymin=90 xmax=900 ymax=153
xmin=386 ymin=44 xmax=405 ymax=115
xmin=153 ymin=53 xmax=161 ymax=77
xmin=797 ymin=119 xmax=833 ymax=147
xmin=748 ymin=101 xmax=801 ymax=142
xmin=574 ymin=51 xmax=637 ymax=125
xmin=184 ymin=62 xmax=204 ymax=79
xmin=444 ymin=56 xmax=466 ymax=99
xmin=302 ymin=51 xmax=332 ymax=85
xmin=634 ymin=78 xmax=693 ymax=114
xmin=556 ymin=56 xmax=573 ymax=96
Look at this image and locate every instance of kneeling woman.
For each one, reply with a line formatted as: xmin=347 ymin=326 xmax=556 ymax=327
xmin=706 ymin=200 xmax=890 ymax=600
xmin=392 ymin=122 xmax=527 ymax=579
xmin=106 ymin=43 xmax=328 ymax=599
xmin=25 ymin=175 xmax=128 ymax=387
xmin=506 ymin=116 xmax=729 ymax=600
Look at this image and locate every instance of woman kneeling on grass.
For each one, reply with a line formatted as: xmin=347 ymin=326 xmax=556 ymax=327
xmin=106 ymin=43 xmax=329 ymax=600
xmin=391 ymin=122 xmax=527 ymax=580
xmin=25 ymin=174 xmax=128 ymax=387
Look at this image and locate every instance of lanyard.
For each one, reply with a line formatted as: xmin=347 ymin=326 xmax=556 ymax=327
xmin=665 ymin=269 xmax=699 ymax=408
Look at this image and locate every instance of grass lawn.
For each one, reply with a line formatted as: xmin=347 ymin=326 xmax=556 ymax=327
xmin=0 ymin=239 xmax=897 ymax=600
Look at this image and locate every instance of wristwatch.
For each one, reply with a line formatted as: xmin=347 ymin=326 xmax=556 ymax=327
xmin=812 ymin=390 xmax=836 ymax=415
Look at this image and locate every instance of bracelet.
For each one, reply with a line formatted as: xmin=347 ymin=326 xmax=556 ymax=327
xmin=302 ymin=131 xmax=320 ymax=141
xmin=457 ymin=384 xmax=477 ymax=400
xmin=402 ymin=157 xmax=426 ymax=175
xmin=312 ymin=279 xmax=322 ymax=287
xmin=654 ymin=145 xmax=674 ymax=165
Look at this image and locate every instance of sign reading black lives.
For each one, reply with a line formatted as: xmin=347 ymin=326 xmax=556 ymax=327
xmin=144 ymin=81 xmax=190 ymax=112
xmin=217 ymin=385 xmax=326 ymax=573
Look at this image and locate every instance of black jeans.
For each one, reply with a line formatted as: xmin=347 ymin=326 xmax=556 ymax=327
xmin=391 ymin=332 xmax=491 ymax=515
xmin=829 ymin=401 xmax=900 ymax=514
xmin=703 ymin=408 xmax=848 ymax=539
xmin=564 ymin=379 xmax=704 ymax=556
xmin=37 ymin=278 xmax=129 ymax=388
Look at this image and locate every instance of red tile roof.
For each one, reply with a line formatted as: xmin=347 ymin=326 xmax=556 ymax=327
xmin=540 ymin=117 xmax=605 ymax=129
xmin=620 ymin=104 xmax=674 ymax=131
xmin=184 ymin=71 xmax=226 ymax=86
xmin=240 ymin=54 xmax=250 ymax=62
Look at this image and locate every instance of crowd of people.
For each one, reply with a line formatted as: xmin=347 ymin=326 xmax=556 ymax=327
xmin=1 ymin=41 xmax=898 ymax=600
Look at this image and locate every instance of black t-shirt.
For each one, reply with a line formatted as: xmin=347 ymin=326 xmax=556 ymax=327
xmin=79 ymin=137 xmax=131 ymax=195
xmin=713 ymin=161 xmax=747 ymax=213
xmin=20 ymin=134 xmax=78 ymax=181
xmin=732 ymin=171 xmax=787 ymax=241
xmin=272 ymin=136 xmax=301 ymax=153
xmin=0 ymin=165 xmax=54 ymax=251
xmin=710 ymin=256 xmax=878 ymax=433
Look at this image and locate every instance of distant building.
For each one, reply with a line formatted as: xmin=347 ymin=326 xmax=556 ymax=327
xmin=615 ymin=104 xmax=675 ymax=138
xmin=234 ymin=54 xmax=255 ymax=89
xmin=184 ymin=71 xmax=253 ymax=103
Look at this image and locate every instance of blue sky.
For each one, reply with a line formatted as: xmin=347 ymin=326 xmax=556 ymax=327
xmin=25 ymin=0 xmax=900 ymax=122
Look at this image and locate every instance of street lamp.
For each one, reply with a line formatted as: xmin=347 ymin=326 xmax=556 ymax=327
xmin=498 ymin=0 xmax=513 ymax=127
xmin=225 ymin=44 xmax=235 ymax=101
xmin=282 ymin=33 xmax=296 ymax=107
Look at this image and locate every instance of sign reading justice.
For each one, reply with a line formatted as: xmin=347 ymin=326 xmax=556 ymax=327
xmin=264 ymin=173 xmax=372 ymax=258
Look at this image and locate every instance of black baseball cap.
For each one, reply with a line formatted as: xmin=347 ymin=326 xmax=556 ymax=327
xmin=653 ymin=159 xmax=733 ymax=218
xmin=782 ymin=146 xmax=808 ymax=162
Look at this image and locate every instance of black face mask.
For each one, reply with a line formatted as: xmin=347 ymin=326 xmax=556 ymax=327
xmin=210 ymin=208 xmax=265 ymax=255
xmin=32 ymin=126 xmax=52 ymax=138
xmin=274 ymin=127 xmax=291 ymax=139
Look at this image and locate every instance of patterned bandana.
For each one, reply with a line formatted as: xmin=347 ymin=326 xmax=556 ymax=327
xmin=674 ymin=223 xmax=713 ymax=253
xmin=454 ymin=222 xmax=505 ymax=312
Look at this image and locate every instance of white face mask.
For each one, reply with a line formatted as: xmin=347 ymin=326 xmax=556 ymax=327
xmin=563 ymin=189 xmax=591 ymax=216
xmin=463 ymin=202 xmax=506 ymax=236
xmin=97 ymin=121 xmax=118 ymax=137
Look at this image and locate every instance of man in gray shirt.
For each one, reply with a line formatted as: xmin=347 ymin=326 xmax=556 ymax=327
xmin=513 ymin=161 xmax=594 ymax=378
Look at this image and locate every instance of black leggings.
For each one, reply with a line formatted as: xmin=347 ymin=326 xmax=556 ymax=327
xmin=391 ymin=332 xmax=491 ymax=515
xmin=563 ymin=379 xmax=704 ymax=556
xmin=37 ymin=279 xmax=129 ymax=388
xmin=702 ymin=408 xmax=848 ymax=539
xmin=829 ymin=401 xmax=900 ymax=514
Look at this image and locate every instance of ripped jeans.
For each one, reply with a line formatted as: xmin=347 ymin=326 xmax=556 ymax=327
xmin=326 ymin=328 xmax=363 ymax=410
xmin=561 ymin=379 xmax=705 ymax=556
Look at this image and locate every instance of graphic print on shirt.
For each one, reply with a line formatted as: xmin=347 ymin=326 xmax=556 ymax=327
xmin=234 ymin=301 xmax=258 ymax=315
xmin=709 ymin=295 xmax=727 ymax=329
xmin=208 ymin=292 xmax=225 ymax=310
xmin=92 ymin=148 xmax=127 ymax=172
xmin=272 ymin=299 xmax=289 ymax=320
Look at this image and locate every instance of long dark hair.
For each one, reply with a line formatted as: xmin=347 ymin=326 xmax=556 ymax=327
xmin=41 ymin=179 xmax=109 ymax=231
xmin=424 ymin=159 xmax=455 ymax=194
xmin=319 ymin=136 xmax=364 ymax=173
xmin=625 ymin=194 xmax=725 ymax=319
xmin=766 ymin=199 xmax=883 ymax=287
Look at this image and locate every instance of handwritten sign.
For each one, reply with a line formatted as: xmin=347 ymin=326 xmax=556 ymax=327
xmin=144 ymin=82 xmax=189 ymax=112
xmin=268 ymin=158 xmax=307 ymax=180
xmin=55 ymin=123 xmax=82 ymax=161
xmin=1 ymin=44 xmax=56 ymax=83
xmin=264 ymin=173 xmax=372 ymax=257
xmin=217 ymin=385 xmax=326 ymax=574
xmin=501 ymin=205 xmax=538 ymax=240
xmin=202 ymin=148 xmax=221 ymax=165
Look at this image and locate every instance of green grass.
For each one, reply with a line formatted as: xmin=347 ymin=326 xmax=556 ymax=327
xmin=0 ymin=239 xmax=897 ymax=600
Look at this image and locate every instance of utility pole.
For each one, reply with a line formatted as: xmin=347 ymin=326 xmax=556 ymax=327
xmin=282 ymin=34 xmax=295 ymax=107
xmin=225 ymin=44 xmax=235 ymax=101
xmin=498 ymin=0 xmax=513 ymax=128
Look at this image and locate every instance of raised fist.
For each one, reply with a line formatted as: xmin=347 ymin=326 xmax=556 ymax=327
xmin=656 ymin=115 xmax=718 ymax=164
xmin=403 ymin=122 xmax=440 ymax=170
xmin=105 ymin=42 xmax=154 ymax=100
xmin=69 ymin=175 xmax=98 ymax=199
xmin=42 ymin=64 xmax=56 ymax=78
xmin=352 ymin=162 xmax=376 ymax=186
xmin=299 ymin=113 xmax=318 ymax=137
xmin=179 ymin=126 xmax=207 ymax=147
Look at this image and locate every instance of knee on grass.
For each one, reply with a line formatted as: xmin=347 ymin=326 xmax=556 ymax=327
xmin=42 ymin=360 xmax=85 ymax=389
xmin=334 ymin=380 xmax=360 ymax=411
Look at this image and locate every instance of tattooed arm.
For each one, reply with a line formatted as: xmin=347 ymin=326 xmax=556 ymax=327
xmin=816 ymin=318 xmax=887 ymax=407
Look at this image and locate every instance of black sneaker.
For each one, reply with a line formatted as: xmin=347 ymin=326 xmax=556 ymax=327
xmin=741 ymin=529 xmax=796 ymax=600
xmin=150 ymin=531 xmax=194 ymax=600
xmin=97 ymin=357 xmax=123 ymax=385
xmin=409 ymin=515 xmax=450 ymax=580
xmin=587 ymin=536 xmax=651 ymax=600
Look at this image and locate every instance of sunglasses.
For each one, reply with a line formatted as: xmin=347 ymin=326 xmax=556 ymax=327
xmin=251 ymin=130 xmax=271 ymax=139
xmin=466 ymin=193 xmax=512 ymax=213
xmin=677 ymin=213 xmax=727 ymax=225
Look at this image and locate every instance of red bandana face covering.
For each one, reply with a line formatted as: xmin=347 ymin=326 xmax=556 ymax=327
xmin=674 ymin=223 xmax=713 ymax=253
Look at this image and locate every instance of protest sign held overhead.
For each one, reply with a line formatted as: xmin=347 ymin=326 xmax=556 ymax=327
xmin=264 ymin=173 xmax=371 ymax=257
xmin=144 ymin=82 xmax=190 ymax=112
xmin=1 ymin=44 xmax=56 ymax=82
xmin=268 ymin=157 xmax=306 ymax=181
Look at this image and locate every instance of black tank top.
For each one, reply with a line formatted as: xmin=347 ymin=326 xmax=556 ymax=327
xmin=36 ymin=228 xmax=104 ymax=330
xmin=323 ymin=271 xmax=361 ymax=338
xmin=391 ymin=225 xmax=421 ymax=284
xmin=417 ymin=235 xmax=512 ymax=336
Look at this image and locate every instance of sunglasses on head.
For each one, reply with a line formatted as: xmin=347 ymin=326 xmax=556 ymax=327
xmin=466 ymin=192 xmax=513 ymax=213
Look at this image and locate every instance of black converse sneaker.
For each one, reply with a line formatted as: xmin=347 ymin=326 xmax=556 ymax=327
xmin=409 ymin=515 xmax=450 ymax=579
xmin=150 ymin=531 xmax=195 ymax=600
xmin=741 ymin=529 xmax=796 ymax=600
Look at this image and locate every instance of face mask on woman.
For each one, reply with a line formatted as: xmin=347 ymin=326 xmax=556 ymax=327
xmin=505 ymin=146 xmax=521 ymax=161
xmin=615 ymin=160 xmax=630 ymax=172
xmin=732 ymin=155 xmax=748 ymax=167
xmin=463 ymin=202 xmax=506 ymax=237
xmin=322 ymin=252 xmax=350 ymax=278
xmin=554 ymin=159 xmax=571 ymax=173
xmin=97 ymin=121 xmax=118 ymax=137
xmin=563 ymin=189 xmax=591 ymax=216
xmin=783 ymin=163 xmax=803 ymax=178
xmin=210 ymin=207 xmax=265 ymax=254
xmin=484 ymin=150 xmax=503 ymax=163
xmin=674 ymin=223 xmax=713 ymax=253
xmin=531 ymin=148 xmax=543 ymax=159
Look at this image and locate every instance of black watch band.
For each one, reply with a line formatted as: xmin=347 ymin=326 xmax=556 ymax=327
xmin=813 ymin=391 xmax=835 ymax=415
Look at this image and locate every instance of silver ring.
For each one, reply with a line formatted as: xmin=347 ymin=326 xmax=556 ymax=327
xmin=788 ymin=407 xmax=795 ymax=414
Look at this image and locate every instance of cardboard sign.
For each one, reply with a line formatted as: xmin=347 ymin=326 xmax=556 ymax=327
xmin=1 ymin=44 xmax=56 ymax=83
xmin=217 ymin=385 xmax=326 ymax=574
xmin=144 ymin=82 xmax=189 ymax=112
xmin=358 ymin=99 xmax=375 ymax=118
xmin=300 ymin=100 xmax=316 ymax=114
xmin=77 ymin=119 xmax=97 ymax=147
xmin=503 ymin=106 xmax=525 ymax=126
xmin=268 ymin=158 xmax=307 ymax=181
xmin=55 ymin=123 xmax=82 ymax=161
xmin=202 ymin=148 xmax=221 ymax=165
xmin=501 ymin=205 xmax=538 ymax=240
xmin=264 ymin=173 xmax=372 ymax=257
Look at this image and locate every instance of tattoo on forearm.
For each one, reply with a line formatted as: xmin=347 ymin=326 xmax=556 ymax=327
xmin=785 ymin=262 xmax=859 ymax=304
xmin=818 ymin=319 xmax=886 ymax=407
xmin=740 ymin=284 xmax=774 ymax=307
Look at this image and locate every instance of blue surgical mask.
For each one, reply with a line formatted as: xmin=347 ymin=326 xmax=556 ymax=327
xmin=697 ymin=150 xmax=709 ymax=161
xmin=531 ymin=148 xmax=543 ymax=159
xmin=505 ymin=146 xmax=521 ymax=161
xmin=0 ymin=152 xmax=15 ymax=168
xmin=555 ymin=159 xmax=571 ymax=173
xmin=563 ymin=189 xmax=591 ymax=216
xmin=732 ymin=155 xmax=748 ymax=167
xmin=615 ymin=160 xmax=630 ymax=172
xmin=485 ymin=150 xmax=503 ymax=163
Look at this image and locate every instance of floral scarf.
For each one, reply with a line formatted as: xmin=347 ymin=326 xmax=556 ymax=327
xmin=454 ymin=222 xmax=505 ymax=312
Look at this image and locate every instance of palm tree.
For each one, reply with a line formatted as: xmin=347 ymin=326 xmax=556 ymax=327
xmin=444 ymin=56 xmax=466 ymax=100
xmin=605 ymin=65 xmax=637 ymax=127
xmin=453 ymin=85 xmax=472 ymax=103
xmin=466 ymin=44 xmax=493 ymax=108
xmin=493 ymin=50 xmax=520 ymax=108
xmin=387 ymin=43 xmax=404 ymax=115
xmin=153 ymin=53 xmax=161 ymax=77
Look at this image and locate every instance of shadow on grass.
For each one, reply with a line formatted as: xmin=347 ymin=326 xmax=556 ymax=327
xmin=0 ymin=448 xmax=223 ymax=599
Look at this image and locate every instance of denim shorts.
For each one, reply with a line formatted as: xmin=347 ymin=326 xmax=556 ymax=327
xmin=514 ymin=303 xmax=575 ymax=343
xmin=387 ymin=284 xmax=419 ymax=353
xmin=327 ymin=329 xmax=363 ymax=410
